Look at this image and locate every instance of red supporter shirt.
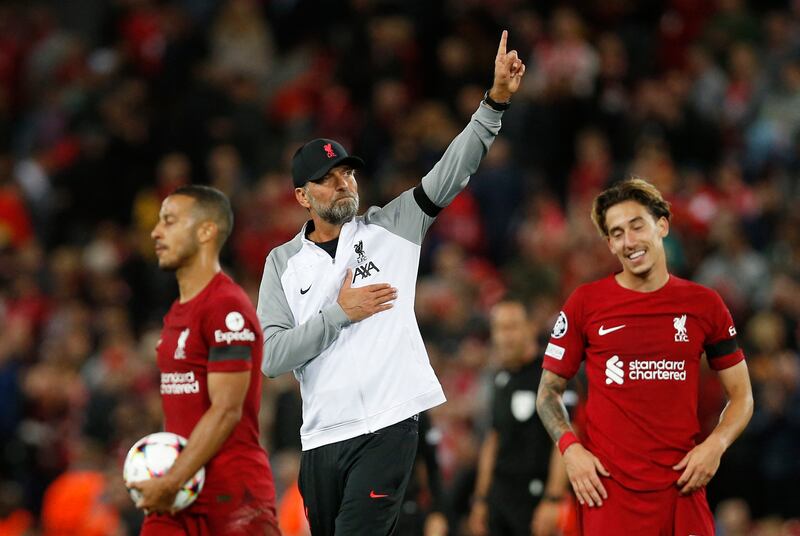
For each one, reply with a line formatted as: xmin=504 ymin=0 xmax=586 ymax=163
xmin=157 ymin=272 xmax=275 ymax=512
xmin=542 ymin=274 xmax=744 ymax=491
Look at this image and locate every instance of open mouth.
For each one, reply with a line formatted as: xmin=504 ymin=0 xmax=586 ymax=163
xmin=627 ymin=250 xmax=645 ymax=261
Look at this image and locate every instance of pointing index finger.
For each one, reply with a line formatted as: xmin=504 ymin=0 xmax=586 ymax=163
xmin=497 ymin=30 xmax=508 ymax=57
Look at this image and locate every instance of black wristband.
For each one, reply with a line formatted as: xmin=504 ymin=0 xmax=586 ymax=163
xmin=483 ymin=90 xmax=511 ymax=111
xmin=542 ymin=494 xmax=563 ymax=502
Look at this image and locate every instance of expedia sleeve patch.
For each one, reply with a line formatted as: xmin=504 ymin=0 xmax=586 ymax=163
xmin=545 ymin=342 xmax=565 ymax=360
xmin=704 ymin=337 xmax=738 ymax=360
xmin=209 ymin=345 xmax=252 ymax=362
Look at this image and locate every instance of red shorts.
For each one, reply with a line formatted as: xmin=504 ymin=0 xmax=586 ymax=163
xmin=579 ymin=477 xmax=714 ymax=536
xmin=140 ymin=501 xmax=280 ymax=536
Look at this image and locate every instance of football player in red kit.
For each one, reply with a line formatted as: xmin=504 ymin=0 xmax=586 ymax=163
xmin=536 ymin=178 xmax=753 ymax=535
xmin=129 ymin=185 xmax=280 ymax=535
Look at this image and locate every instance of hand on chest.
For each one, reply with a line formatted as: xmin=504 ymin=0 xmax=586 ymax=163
xmin=293 ymin=231 xmax=389 ymax=302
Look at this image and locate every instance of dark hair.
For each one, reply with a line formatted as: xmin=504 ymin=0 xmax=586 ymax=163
xmin=170 ymin=185 xmax=234 ymax=248
xmin=591 ymin=177 xmax=671 ymax=237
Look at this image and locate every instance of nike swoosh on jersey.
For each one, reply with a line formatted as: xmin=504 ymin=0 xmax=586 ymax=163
xmin=300 ymin=285 xmax=312 ymax=295
xmin=369 ymin=490 xmax=389 ymax=499
xmin=598 ymin=324 xmax=626 ymax=336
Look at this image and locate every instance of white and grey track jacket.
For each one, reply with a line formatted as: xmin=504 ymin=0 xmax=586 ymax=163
xmin=257 ymin=104 xmax=503 ymax=451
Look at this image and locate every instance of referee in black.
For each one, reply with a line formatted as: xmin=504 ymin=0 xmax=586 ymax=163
xmin=468 ymin=298 xmax=570 ymax=536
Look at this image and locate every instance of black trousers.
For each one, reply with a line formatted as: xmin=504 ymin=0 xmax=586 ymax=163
xmin=488 ymin=476 xmax=544 ymax=536
xmin=298 ymin=417 xmax=419 ymax=536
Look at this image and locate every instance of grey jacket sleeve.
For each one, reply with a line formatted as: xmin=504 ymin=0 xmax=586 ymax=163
xmin=367 ymin=103 xmax=503 ymax=244
xmin=257 ymin=249 xmax=351 ymax=378
xmin=421 ymin=103 xmax=502 ymax=207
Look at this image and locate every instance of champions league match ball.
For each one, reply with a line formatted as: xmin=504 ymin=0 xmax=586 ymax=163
xmin=123 ymin=432 xmax=205 ymax=511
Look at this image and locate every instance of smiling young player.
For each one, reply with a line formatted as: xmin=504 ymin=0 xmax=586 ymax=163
xmin=535 ymin=178 xmax=753 ymax=535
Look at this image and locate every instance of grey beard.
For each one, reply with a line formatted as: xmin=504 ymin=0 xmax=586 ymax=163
xmin=308 ymin=192 xmax=359 ymax=225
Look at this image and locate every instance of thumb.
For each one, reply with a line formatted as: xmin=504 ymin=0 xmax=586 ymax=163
xmin=341 ymin=269 xmax=352 ymax=290
xmin=594 ymin=456 xmax=610 ymax=477
xmin=673 ymin=453 xmax=689 ymax=471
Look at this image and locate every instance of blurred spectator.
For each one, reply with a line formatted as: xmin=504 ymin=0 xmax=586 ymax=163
xmin=40 ymin=469 xmax=121 ymax=535
xmin=530 ymin=8 xmax=598 ymax=100
xmin=469 ymin=136 xmax=526 ymax=264
xmin=746 ymin=59 xmax=800 ymax=172
xmin=132 ymin=151 xmax=191 ymax=259
xmin=703 ymin=0 xmax=761 ymax=60
xmin=0 ymin=481 xmax=33 ymax=536
xmin=687 ymin=43 xmax=729 ymax=123
xmin=209 ymin=0 xmax=273 ymax=82
xmin=716 ymin=497 xmax=752 ymax=536
xmin=0 ymin=153 xmax=33 ymax=249
xmin=721 ymin=42 xmax=765 ymax=149
xmin=695 ymin=211 xmax=771 ymax=315
xmin=567 ymin=128 xmax=613 ymax=205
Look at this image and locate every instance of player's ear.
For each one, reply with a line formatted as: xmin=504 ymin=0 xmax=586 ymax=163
xmin=295 ymin=187 xmax=311 ymax=210
xmin=657 ymin=216 xmax=669 ymax=238
xmin=197 ymin=220 xmax=218 ymax=245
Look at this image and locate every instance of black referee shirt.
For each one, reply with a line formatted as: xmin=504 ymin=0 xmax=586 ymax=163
xmin=490 ymin=358 xmax=552 ymax=487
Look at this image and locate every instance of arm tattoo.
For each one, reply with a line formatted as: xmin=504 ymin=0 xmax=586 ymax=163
xmin=536 ymin=370 xmax=574 ymax=443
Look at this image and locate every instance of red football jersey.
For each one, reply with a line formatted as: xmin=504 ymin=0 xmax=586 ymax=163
xmin=542 ymin=274 xmax=744 ymax=491
xmin=157 ymin=272 xmax=275 ymax=511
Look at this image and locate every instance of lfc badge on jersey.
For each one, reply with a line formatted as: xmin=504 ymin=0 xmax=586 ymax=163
xmin=174 ymin=328 xmax=190 ymax=359
xmin=673 ymin=315 xmax=689 ymax=342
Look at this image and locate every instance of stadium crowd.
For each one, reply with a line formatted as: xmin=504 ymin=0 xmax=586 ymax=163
xmin=0 ymin=0 xmax=798 ymax=534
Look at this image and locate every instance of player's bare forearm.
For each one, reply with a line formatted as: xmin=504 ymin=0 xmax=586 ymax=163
xmin=164 ymin=371 xmax=250 ymax=490
xmin=707 ymin=361 xmax=753 ymax=452
xmin=536 ymin=370 xmax=574 ymax=443
xmin=164 ymin=405 xmax=240 ymax=488
xmin=538 ymin=372 xmax=609 ymax=507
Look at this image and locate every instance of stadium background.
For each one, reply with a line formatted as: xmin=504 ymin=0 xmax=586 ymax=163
xmin=0 ymin=0 xmax=798 ymax=534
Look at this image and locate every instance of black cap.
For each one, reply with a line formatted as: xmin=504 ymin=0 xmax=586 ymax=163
xmin=291 ymin=138 xmax=365 ymax=188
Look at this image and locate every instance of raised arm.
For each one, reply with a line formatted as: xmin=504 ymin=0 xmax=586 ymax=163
xmin=366 ymin=31 xmax=527 ymax=249
xmin=419 ymin=30 xmax=526 ymax=210
xmin=536 ymin=370 xmax=609 ymax=508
